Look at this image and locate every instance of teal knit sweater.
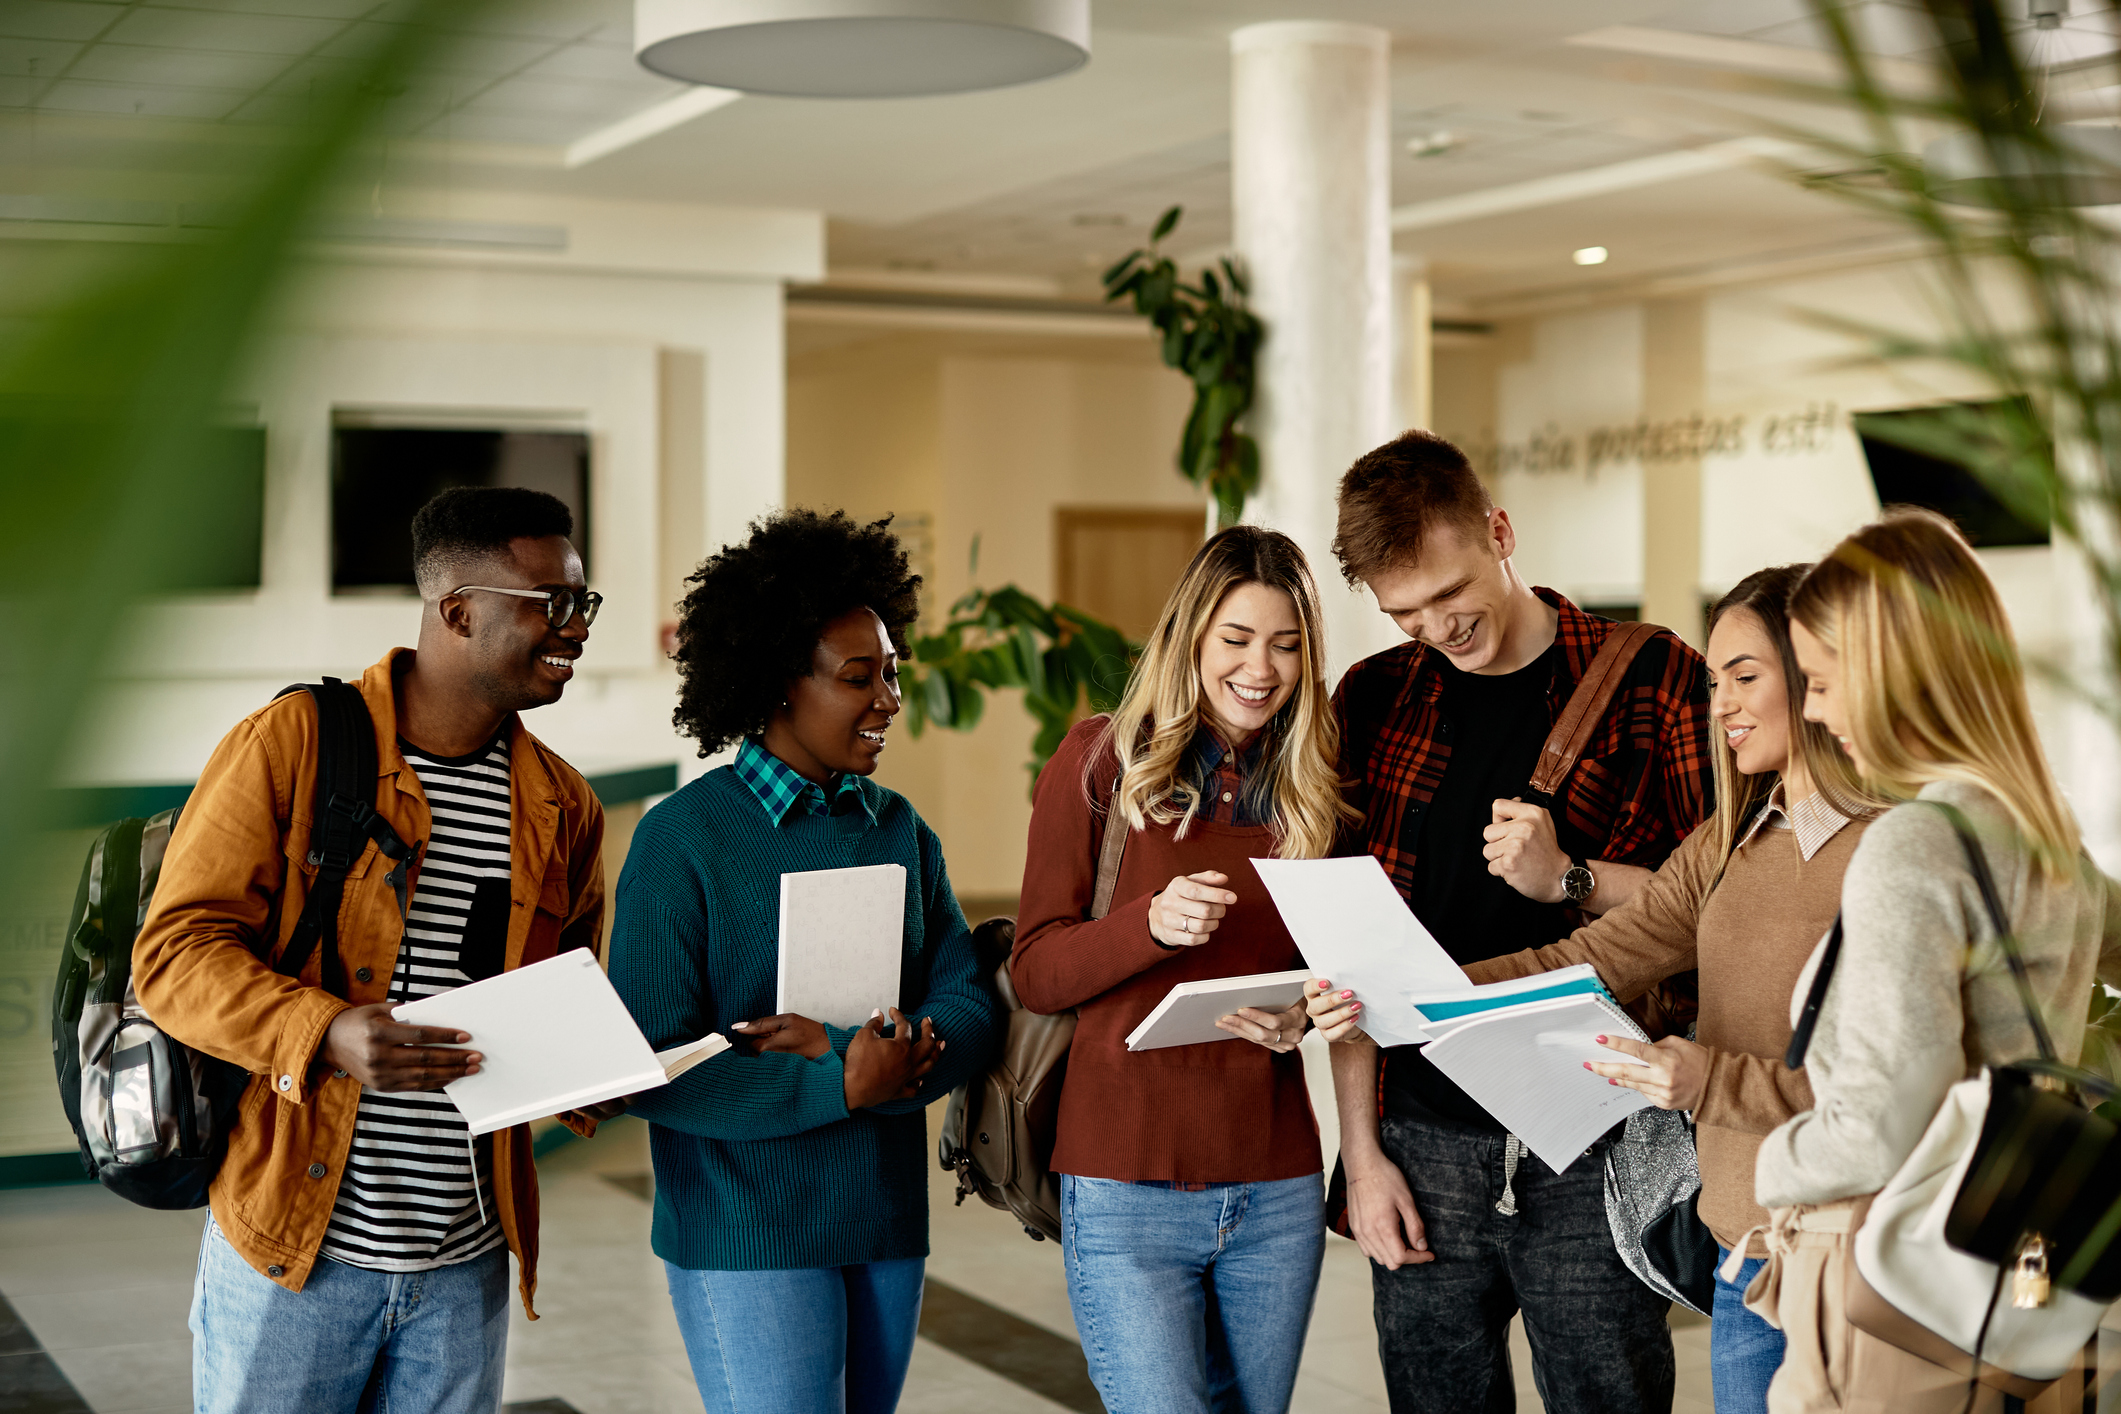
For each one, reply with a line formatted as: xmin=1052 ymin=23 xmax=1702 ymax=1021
xmin=607 ymin=765 xmax=1002 ymax=1271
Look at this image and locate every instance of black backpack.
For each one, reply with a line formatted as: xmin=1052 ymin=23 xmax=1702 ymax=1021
xmin=50 ymin=678 xmax=414 ymax=1208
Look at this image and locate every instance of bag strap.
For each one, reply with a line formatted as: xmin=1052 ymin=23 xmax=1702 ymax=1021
xmin=1089 ymin=774 xmax=1129 ymax=921
xmin=1784 ymin=916 xmax=1843 ymax=1069
xmin=272 ymin=679 xmax=414 ymax=996
xmin=1783 ymin=803 xmax=2088 ymax=1082
xmin=1526 ymin=620 xmax=1662 ymax=801
xmin=1932 ymin=802 xmax=2059 ymax=1065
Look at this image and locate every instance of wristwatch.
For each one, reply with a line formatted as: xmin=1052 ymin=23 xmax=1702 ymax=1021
xmin=1560 ymin=858 xmax=1597 ymax=905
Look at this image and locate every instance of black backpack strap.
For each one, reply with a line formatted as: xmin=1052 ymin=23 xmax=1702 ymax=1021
xmin=1784 ymin=915 xmax=1843 ymax=1069
xmin=272 ymin=679 xmax=413 ymax=997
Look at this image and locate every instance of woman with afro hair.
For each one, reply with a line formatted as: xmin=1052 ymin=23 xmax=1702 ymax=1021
xmin=606 ymin=508 xmax=1002 ymax=1414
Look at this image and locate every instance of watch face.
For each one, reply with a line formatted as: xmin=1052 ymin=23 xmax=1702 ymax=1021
xmin=1562 ymin=865 xmax=1595 ymax=903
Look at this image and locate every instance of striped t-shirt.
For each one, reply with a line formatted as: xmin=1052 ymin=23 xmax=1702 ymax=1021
xmin=319 ymin=733 xmax=512 ymax=1272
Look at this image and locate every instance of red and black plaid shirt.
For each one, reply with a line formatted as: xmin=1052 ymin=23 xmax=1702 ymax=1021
xmin=1332 ymin=588 xmax=1713 ymax=893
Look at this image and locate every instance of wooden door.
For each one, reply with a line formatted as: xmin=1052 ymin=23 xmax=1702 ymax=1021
xmin=1054 ymin=507 xmax=1206 ymax=640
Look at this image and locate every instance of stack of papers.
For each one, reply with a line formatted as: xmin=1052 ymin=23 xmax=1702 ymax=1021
xmin=1419 ymin=984 xmax=1650 ymax=1172
xmin=1248 ymin=857 xmax=1658 ymax=1171
xmin=1125 ymin=969 xmax=1312 ymax=1051
xmin=1408 ymin=963 xmax=1608 ymax=1029
xmin=394 ymin=950 xmax=730 ymax=1136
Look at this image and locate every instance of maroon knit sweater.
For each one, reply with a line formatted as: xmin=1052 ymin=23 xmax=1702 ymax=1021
xmin=1011 ymin=719 xmax=1322 ymax=1183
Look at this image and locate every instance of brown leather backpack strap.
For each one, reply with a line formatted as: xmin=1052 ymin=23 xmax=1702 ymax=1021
xmin=1527 ymin=620 xmax=1663 ymax=799
xmin=1089 ymin=776 xmax=1129 ymax=920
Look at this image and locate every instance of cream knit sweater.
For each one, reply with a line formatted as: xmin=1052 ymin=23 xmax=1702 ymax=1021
xmin=1755 ymin=780 xmax=2121 ymax=1210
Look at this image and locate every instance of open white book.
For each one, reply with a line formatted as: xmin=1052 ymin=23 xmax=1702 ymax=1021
xmin=776 ymin=863 xmax=906 ymax=1028
xmin=1418 ymin=991 xmax=1651 ymax=1172
xmin=393 ymin=949 xmax=729 ymax=1136
xmin=1125 ymin=969 xmax=1312 ymax=1051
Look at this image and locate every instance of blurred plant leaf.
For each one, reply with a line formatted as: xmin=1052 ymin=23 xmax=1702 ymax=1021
xmin=1100 ymin=206 xmax=1262 ymax=529
xmin=0 ymin=5 xmax=490 ymax=867
xmin=904 ymin=584 xmax=1142 ymax=787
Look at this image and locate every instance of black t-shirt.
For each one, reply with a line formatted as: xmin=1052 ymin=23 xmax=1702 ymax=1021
xmin=1382 ymin=644 xmax=1581 ymax=1129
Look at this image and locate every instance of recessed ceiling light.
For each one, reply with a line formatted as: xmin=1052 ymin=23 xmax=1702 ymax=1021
xmin=1573 ymin=246 xmax=1609 ymax=266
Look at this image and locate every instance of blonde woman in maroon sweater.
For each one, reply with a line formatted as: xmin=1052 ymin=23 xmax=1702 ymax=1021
xmin=1013 ymin=525 xmax=1356 ymax=1414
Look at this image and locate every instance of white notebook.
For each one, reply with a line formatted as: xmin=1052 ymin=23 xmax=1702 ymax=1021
xmin=392 ymin=949 xmax=728 ymax=1136
xmin=1125 ymin=969 xmax=1313 ymax=1051
xmin=776 ymin=863 xmax=907 ymax=1028
xmin=1418 ymin=992 xmax=1651 ymax=1172
xmin=1249 ymin=855 xmax=1470 ymax=1048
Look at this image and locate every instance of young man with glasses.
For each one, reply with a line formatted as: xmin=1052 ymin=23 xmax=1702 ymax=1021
xmin=135 ymin=486 xmax=613 ymax=1414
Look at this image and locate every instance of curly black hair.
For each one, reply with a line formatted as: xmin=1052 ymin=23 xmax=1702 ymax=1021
xmin=672 ymin=508 xmax=922 ymax=756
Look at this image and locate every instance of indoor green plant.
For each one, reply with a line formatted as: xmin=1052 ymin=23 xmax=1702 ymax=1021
xmin=1102 ymin=206 xmax=1264 ymax=529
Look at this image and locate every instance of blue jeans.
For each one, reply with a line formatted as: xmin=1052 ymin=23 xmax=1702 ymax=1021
xmin=1061 ymin=1172 xmax=1326 ymax=1414
xmin=664 ymin=1257 xmax=926 ymax=1414
xmin=190 ymin=1216 xmax=509 ymax=1414
xmin=1710 ymin=1246 xmax=1783 ymax=1414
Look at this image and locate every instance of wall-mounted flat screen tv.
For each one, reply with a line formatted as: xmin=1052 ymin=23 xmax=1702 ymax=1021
xmin=331 ymin=420 xmax=590 ymax=592
xmin=1853 ymin=398 xmax=2050 ymax=548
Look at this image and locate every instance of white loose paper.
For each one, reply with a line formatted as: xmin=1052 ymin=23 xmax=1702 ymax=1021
xmin=1248 ymin=855 xmax=1469 ymax=1048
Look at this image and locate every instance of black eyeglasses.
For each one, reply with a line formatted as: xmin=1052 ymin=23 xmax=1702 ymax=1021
xmin=451 ymin=585 xmax=603 ymax=629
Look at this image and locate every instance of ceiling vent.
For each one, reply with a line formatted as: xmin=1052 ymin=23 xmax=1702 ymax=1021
xmin=635 ymin=0 xmax=1091 ymax=98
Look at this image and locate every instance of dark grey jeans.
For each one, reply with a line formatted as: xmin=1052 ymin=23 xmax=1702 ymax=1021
xmin=1370 ymin=1115 xmax=1675 ymax=1414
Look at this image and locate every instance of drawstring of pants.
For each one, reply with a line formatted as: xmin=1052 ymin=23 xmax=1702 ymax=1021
xmin=1495 ymin=1133 xmax=1525 ymax=1216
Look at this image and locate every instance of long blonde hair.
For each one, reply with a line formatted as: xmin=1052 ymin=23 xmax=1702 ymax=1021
xmin=1701 ymin=565 xmax=1885 ymax=897
xmin=1790 ymin=507 xmax=2079 ymax=875
xmin=1094 ymin=526 xmax=1358 ymax=860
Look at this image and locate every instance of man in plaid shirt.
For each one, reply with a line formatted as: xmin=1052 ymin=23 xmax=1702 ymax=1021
xmin=1320 ymin=430 xmax=1712 ymax=1414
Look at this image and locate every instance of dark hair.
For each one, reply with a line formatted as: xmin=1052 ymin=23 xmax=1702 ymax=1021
xmin=1331 ymin=429 xmax=1495 ymax=586
xmin=671 ymin=508 xmax=922 ymax=756
xmin=411 ymin=486 xmax=574 ymax=597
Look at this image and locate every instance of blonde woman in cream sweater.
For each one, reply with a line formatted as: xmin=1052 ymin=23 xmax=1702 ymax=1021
xmin=1750 ymin=509 xmax=2121 ymax=1413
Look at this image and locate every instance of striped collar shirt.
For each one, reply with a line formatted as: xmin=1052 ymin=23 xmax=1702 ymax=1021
xmin=733 ymin=736 xmax=869 ymax=826
xmin=1738 ymin=781 xmax=1853 ymax=862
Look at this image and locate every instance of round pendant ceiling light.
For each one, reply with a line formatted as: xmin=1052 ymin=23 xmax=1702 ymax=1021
xmin=1925 ymin=125 xmax=2121 ymax=208
xmin=635 ymin=0 xmax=1092 ymax=98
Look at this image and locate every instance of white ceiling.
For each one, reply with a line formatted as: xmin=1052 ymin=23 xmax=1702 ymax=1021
xmin=3 ymin=0 xmax=2111 ymax=310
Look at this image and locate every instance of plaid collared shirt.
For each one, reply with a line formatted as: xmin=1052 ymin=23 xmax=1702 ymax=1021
xmin=1333 ymin=588 xmax=1713 ymax=892
xmin=732 ymin=736 xmax=868 ymax=825
xmin=1184 ymin=728 xmax=1271 ymax=828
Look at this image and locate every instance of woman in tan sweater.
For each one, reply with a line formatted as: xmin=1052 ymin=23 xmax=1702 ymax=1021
xmin=1310 ymin=562 xmax=1881 ymax=1414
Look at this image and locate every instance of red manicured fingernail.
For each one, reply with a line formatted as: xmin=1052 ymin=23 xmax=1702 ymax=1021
xmin=1351 ymin=1002 xmax=1363 ymax=1011
xmin=1582 ymin=1061 xmax=1591 ymax=1070
xmin=1608 ymin=1078 xmax=1618 ymax=1086
xmin=1595 ymin=1035 xmax=1607 ymax=1044
xmin=1339 ymin=991 xmax=1353 ymax=1000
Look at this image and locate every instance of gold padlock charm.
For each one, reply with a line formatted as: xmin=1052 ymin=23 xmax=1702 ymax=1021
xmin=2012 ymin=1233 xmax=2052 ymax=1310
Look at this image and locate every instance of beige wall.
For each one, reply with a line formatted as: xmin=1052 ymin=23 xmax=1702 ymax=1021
xmin=787 ymin=328 xmax=1199 ymax=905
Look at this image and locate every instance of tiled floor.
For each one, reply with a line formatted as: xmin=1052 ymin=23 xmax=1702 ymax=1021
xmin=0 ymin=1076 xmax=1721 ymax=1414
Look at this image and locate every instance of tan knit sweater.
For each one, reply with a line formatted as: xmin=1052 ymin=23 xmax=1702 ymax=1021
xmin=1466 ymin=801 xmax=1868 ymax=1253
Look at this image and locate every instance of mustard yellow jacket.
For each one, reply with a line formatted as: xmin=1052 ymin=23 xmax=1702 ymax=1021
xmin=132 ymin=648 xmax=605 ymax=1316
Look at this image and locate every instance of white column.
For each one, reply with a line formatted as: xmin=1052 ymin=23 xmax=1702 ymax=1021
xmin=1231 ymin=21 xmax=1397 ymax=684
xmin=1392 ymin=254 xmax=1432 ymax=436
